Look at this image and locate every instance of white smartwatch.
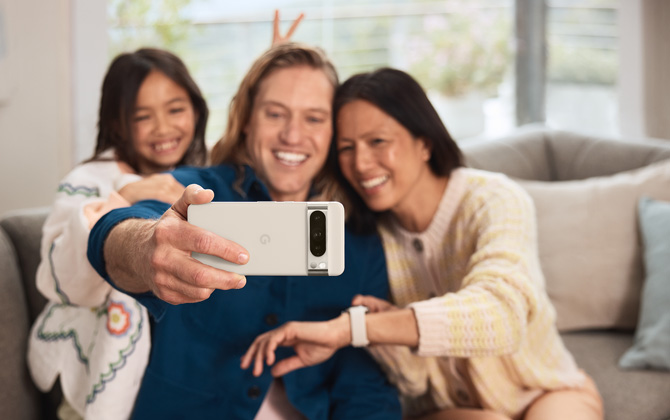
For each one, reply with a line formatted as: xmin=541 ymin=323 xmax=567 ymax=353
xmin=345 ymin=305 xmax=369 ymax=347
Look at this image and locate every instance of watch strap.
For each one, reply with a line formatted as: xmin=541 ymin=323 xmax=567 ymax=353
xmin=347 ymin=305 xmax=369 ymax=347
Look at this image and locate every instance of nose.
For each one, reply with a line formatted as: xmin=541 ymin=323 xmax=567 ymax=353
xmin=279 ymin=117 xmax=302 ymax=145
xmin=353 ymin=145 xmax=374 ymax=174
xmin=153 ymin=112 xmax=170 ymax=135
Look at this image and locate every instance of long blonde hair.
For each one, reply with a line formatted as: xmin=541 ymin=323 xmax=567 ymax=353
xmin=210 ymin=42 xmax=340 ymax=200
xmin=210 ymin=42 xmax=338 ymax=165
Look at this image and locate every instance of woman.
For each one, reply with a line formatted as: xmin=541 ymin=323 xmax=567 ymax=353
xmin=242 ymin=68 xmax=604 ymax=420
xmin=28 ymin=48 xmax=208 ymax=419
xmin=86 ymin=44 xmax=401 ymax=419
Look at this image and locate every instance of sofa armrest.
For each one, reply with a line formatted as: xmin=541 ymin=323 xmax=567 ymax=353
xmin=0 ymin=226 xmax=42 ymax=420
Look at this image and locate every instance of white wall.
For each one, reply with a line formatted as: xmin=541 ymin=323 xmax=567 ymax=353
xmin=0 ymin=0 xmax=71 ymax=216
xmin=0 ymin=0 xmax=108 ymax=217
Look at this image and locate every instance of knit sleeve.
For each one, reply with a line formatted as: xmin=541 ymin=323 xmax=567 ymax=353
xmin=35 ymin=162 xmax=121 ymax=307
xmin=409 ymin=178 xmax=540 ymax=357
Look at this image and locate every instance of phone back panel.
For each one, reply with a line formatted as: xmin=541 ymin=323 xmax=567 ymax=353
xmin=188 ymin=202 xmax=308 ymax=276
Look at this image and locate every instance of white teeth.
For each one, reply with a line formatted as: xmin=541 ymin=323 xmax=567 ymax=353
xmin=361 ymin=175 xmax=388 ymax=189
xmin=275 ymin=151 xmax=307 ymax=165
xmin=154 ymin=139 xmax=178 ymax=152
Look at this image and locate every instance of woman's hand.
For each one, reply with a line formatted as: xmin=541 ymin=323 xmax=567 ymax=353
xmin=272 ymin=9 xmax=304 ymax=45
xmin=117 ymin=173 xmax=185 ymax=204
xmin=241 ymin=314 xmax=351 ymax=377
xmin=352 ymin=294 xmax=398 ymax=313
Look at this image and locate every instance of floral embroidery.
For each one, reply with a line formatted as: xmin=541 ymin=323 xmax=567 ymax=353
xmin=107 ymin=301 xmax=131 ymax=336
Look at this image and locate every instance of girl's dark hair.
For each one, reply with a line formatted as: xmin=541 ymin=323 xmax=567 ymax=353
xmin=330 ymin=67 xmax=464 ymax=234
xmin=90 ymin=48 xmax=208 ymax=172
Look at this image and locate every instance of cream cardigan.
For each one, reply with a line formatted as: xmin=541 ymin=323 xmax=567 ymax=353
xmin=369 ymin=168 xmax=584 ymax=419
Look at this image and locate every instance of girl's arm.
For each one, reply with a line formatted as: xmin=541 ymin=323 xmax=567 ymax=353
xmin=36 ymin=162 xmax=122 ymax=307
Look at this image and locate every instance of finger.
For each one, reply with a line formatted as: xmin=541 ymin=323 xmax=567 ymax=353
xmin=157 ymin=216 xmax=250 ymax=267
xmin=271 ymin=356 xmax=305 ymax=377
xmin=264 ymin=336 xmax=279 ymax=367
xmin=165 ymin=252 xmax=247 ymax=292
xmin=253 ymin=338 xmax=268 ymax=377
xmin=241 ymin=336 xmax=263 ymax=370
xmin=284 ymin=13 xmax=304 ymax=39
xmin=272 ymin=9 xmax=280 ymax=41
xmin=351 ymin=294 xmax=365 ymax=306
xmin=170 ymin=184 xmax=214 ymax=220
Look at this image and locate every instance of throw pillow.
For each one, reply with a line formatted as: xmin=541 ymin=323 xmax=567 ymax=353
xmin=517 ymin=159 xmax=670 ymax=331
xmin=619 ymin=197 xmax=670 ymax=370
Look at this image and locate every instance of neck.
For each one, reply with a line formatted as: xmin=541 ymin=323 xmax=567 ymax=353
xmin=269 ymin=189 xmax=310 ymax=202
xmin=391 ymin=173 xmax=448 ymax=233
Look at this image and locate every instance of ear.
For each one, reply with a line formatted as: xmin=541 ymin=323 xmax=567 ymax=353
xmin=418 ymin=137 xmax=432 ymax=162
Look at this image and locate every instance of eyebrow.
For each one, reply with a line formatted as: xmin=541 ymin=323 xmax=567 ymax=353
xmin=134 ymin=97 xmax=188 ymax=111
xmin=260 ymin=100 xmax=330 ymax=114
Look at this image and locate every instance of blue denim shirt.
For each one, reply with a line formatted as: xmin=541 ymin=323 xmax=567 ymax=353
xmin=88 ymin=164 xmax=401 ymax=420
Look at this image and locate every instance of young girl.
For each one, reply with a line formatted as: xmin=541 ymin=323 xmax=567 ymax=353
xmin=28 ymin=48 xmax=208 ymax=420
xmin=242 ymin=68 xmax=605 ymax=420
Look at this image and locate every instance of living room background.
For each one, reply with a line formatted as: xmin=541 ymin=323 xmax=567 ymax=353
xmin=1 ymin=0 xmax=668 ymax=216
xmin=105 ymin=0 xmax=620 ymax=149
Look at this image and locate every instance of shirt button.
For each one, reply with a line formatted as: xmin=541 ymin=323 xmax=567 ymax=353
xmin=247 ymin=385 xmax=261 ymax=399
xmin=264 ymin=313 xmax=279 ymax=326
xmin=412 ymin=238 xmax=424 ymax=252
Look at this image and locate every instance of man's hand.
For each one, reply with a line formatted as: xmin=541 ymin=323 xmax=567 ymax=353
xmin=272 ymin=9 xmax=304 ymax=46
xmin=241 ymin=314 xmax=351 ymax=377
xmin=104 ymin=184 xmax=250 ymax=304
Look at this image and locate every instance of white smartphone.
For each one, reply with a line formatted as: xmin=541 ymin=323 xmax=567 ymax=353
xmin=187 ymin=201 xmax=345 ymax=276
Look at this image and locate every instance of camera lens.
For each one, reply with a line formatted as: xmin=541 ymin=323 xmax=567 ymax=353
xmin=310 ymin=210 xmax=326 ymax=257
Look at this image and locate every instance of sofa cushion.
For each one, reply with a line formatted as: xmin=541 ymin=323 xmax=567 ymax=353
xmin=0 ymin=209 xmax=49 ymax=323
xmin=562 ymin=331 xmax=670 ymax=420
xmin=619 ymin=197 xmax=670 ymax=369
xmin=517 ymin=159 xmax=670 ymax=331
xmin=0 ymin=227 xmax=42 ymax=420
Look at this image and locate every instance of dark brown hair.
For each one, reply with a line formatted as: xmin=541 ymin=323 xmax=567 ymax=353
xmin=330 ymin=67 xmax=464 ymax=234
xmin=90 ymin=48 xmax=208 ymax=172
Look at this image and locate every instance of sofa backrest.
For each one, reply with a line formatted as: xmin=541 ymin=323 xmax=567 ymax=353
xmin=461 ymin=126 xmax=670 ymax=181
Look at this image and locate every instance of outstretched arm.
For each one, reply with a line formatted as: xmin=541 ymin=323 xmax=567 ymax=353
xmin=95 ymin=184 xmax=250 ymax=305
xmin=241 ymin=295 xmax=419 ymax=377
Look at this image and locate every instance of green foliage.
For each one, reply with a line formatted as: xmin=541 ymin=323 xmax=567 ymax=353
xmin=548 ymin=43 xmax=617 ymax=85
xmin=408 ymin=3 xmax=511 ymax=97
xmin=107 ymin=0 xmax=194 ymax=57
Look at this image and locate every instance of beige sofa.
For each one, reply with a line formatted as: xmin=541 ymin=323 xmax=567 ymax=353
xmin=1 ymin=127 xmax=669 ymax=419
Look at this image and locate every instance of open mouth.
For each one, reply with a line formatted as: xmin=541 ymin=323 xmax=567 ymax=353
xmin=360 ymin=175 xmax=389 ymax=191
xmin=153 ymin=139 xmax=179 ymax=153
xmin=274 ymin=150 xmax=308 ymax=166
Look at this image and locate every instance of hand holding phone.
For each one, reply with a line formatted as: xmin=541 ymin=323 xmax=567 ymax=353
xmin=187 ymin=201 xmax=345 ymax=276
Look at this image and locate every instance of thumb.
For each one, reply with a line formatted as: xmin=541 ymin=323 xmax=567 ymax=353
xmin=170 ymin=184 xmax=214 ymax=220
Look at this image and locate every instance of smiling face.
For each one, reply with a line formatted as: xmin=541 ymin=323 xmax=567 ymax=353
xmin=336 ymin=99 xmax=433 ymax=214
xmin=131 ymin=70 xmax=196 ymax=174
xmin=244 ymin=65 xmax=334 ymax=202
